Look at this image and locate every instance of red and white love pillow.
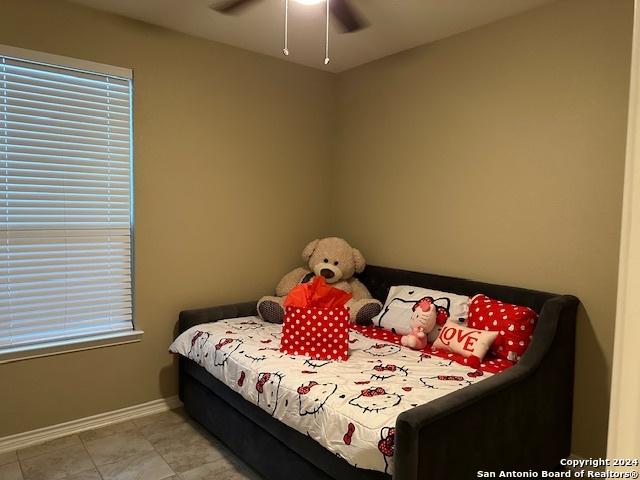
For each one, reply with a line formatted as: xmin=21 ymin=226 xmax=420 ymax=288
xmin=432 ymin=321 xmax=498 ymax=367
xmin=467 ymin=294 xmax=537 ymax=362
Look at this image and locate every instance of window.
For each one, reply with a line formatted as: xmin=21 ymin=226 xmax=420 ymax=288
xmin=0 ymin=45 xmax=140 ymax=362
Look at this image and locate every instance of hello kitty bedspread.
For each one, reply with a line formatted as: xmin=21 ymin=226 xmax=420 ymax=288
xmin=169 ymin=316 xmax=492 ymax=474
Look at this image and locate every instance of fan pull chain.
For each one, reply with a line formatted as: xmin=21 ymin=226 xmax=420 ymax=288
xmin=283 ymin=0 xmax=289 ymax=56
xmin=324 ymin=0 xmax=330 ymax=64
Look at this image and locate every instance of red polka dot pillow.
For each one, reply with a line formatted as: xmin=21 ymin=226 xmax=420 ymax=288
xmin=280 ymin=306 xmax=349 ymax=361
xmin=467 ymin=294 xmax=537 ymax=362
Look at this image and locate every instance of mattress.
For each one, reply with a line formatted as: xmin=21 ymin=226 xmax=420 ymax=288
xmin=170 ymin=316 xmax=492 ymax=474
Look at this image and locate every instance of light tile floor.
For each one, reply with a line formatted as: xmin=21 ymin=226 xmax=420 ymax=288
xmin=0 ymin=408 xmax=261 ymax=480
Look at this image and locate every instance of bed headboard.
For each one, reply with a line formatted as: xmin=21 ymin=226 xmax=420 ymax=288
xmin=357 ymin=265 xmax=558 ymax=313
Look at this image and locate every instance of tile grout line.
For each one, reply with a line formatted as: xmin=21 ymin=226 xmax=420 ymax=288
xmin=139 ymin=420 xmax=181 ymax=480
xmin=16 ymin=437 xmax=83 ymax=480
xmin=16 ymin=435 xmax=100 ymax=480
xmin=136 ymin=414 xmax=234 ymax=480
xmin=79 ymin=428 xmax=165 ymax=477
xmin=80 ymin=422 xmax=177 ymax=479
xmin=133 ymin=417 xmax=174 ymax=478
xmin=78 ymin=434 xmax=104 ymax=480
xmin=17 ymin=456 xmax=26 ymax=480
xmin=147 ymin=435 xmax=178 ymax=480
xmin=12 ymin=411 xmax=254 ymax=480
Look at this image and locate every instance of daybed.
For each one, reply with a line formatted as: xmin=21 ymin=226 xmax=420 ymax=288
xmin=175 ymin=265 xmax=579 ymax=480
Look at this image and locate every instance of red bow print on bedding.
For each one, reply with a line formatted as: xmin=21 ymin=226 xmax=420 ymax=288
xmin=361 ymin=387 xmax=386 ymax=397
xmin=343 ymin=423 xmax=355 ymax=445
xmin=296 ymin=381 xmax=319 ymax=395
xmin=255 ymin=373 xmax=271 ymax=393
xmin=215 ymin=338 xmax=234 ymax=350
xmin=373 ymin=365 xmax=397 ymax=372
xmin=379 ymin=427 xmax=395 ymax=474
xmin=378 ymin=427 xmax=395 ymax=457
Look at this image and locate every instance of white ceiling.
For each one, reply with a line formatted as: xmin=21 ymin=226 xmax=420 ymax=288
xmin=68 ymin=0 xmax=558 ymax=73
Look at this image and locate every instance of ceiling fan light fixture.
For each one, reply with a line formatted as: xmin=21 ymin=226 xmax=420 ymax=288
xmin=213 ymin=0 xmax=366 ymax=64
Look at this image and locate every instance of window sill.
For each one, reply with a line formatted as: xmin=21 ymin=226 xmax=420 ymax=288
xmin=0 ymin=330 xmax=144 ymax=364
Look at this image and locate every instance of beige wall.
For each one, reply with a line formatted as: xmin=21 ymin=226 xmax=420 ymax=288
xmin=0 ymin=0 xmax=335 ymax=437
xmin=333 ymin=0 xmax=632 ymax=457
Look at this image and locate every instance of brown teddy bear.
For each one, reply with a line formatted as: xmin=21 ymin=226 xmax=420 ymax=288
xmin=258 ymin=237 xmax=382 ymax=324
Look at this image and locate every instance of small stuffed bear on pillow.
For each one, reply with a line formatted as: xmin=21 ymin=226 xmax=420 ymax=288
xmin=257 ymin=237 xmax=382 ymax=325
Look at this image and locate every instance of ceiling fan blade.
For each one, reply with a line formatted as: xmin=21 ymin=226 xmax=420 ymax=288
xmin=330 ymin=0 xmax=368 ymax=33
xmin=210 ymin=0 xmax=261 ymax=14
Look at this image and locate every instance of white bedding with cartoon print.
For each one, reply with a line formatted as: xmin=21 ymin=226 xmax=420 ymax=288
xmin=169 ymin=316 xmax=492 ymax=474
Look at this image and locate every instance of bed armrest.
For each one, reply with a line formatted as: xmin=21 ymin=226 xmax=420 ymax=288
xmin=178 ymin=301 xmax=259 ymax=334
xmin=393 ymin=295 xmax=579 ymax=480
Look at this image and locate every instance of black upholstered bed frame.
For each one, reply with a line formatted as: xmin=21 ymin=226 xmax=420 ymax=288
xmin=177 ymin=265 xmax=579 ymax=480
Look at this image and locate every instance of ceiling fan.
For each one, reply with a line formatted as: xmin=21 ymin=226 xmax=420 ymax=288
xmin=211 ymin=0 xmax=368 ymax=33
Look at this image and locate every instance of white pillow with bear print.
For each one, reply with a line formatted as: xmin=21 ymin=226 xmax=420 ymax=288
xmin=371 ymin=285 xmax=470 ymax=341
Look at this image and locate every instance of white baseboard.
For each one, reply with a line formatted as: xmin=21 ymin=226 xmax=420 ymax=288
xmin=0 ymin=396 xmax=182 ymax=455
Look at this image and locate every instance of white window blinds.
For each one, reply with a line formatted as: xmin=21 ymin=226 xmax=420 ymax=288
xmin=0 ymin=48 xmax=134 ymax=354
